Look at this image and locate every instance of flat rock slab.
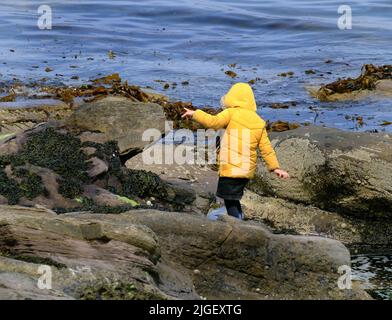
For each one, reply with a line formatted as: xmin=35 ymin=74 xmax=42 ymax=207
xmin=68 ymin=209 xmax=369 ymax=299
xmin=0 ymin=205 xmax=370 ymax=299
xmin=0 ymin=205 xmax=189 ymax=300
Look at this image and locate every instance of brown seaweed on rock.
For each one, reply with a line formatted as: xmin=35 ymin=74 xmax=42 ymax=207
xmin=317 ymin=64 xmax=392 ymax=101
xmin=37 ymin=74 xmax=296 ymax=132
xmin=44 ymin=76 xmax=153 ymax=105
xmin=160 ymin=101 xmax=221 ymax=130
xmin=266 ymin=120 xmax=300 ymax=132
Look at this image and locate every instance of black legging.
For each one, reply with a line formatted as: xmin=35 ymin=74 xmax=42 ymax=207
xmin=224 ymin=199 xmax=243 ymax=219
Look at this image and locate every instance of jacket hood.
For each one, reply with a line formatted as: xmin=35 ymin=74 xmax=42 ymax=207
xmin=222 ymin=82 xmax=257 ymax=111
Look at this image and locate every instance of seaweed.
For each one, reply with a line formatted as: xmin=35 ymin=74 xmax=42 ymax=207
xmin=225 ymin=70 xmax=237 ymax=78
xmin=318 ymin=64 xmax=392 ymax=99
xmin=0 ymin=127 xmax=90 ymax=201
xmin=82 ymin=140 xmax=122 ymax=176
xmin=266 ymin=120 xmax=300 ymax=132
xmin=20 ymin=127 xmax=89 ymax=182
xmin=0 ymin=169 xmax=21 ymax=205
xmin=78 ymin=280 xmax=165 ymax=300
xmin=14 ymin=168 xmax=48 ymax=200
xmin=120 ymin=169 xmax=168 ymax=199
xmin=58 ymin=177 xmax=84 ymax=199
xmin=17 ymin=127 xmax=90 ymax=199
xmin=161 ymin=100 xmax=221 ymax=130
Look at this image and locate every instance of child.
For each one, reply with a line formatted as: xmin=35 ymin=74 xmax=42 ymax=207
xmin=182 ymin=82 xmax=289 ymax=220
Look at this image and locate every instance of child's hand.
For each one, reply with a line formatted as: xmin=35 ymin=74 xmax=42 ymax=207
xmin=274 ymin=169 xmax=289 ymax=179
xmin=181 ymin=108 xmax=195 ymax=119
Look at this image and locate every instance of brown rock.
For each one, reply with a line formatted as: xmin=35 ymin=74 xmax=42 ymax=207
xmin=86 ymin=157 xmax=108 ymax=178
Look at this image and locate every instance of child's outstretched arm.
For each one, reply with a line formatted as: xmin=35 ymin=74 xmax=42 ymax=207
xmin=258 ymin=127 xmax=289 ymax=179
xmin=182 ymin=108 xmax=231 ymax=130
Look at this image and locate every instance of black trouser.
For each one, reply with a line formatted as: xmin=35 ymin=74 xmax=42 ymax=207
xmin=224 ymin=199 xmax=243 ymax=219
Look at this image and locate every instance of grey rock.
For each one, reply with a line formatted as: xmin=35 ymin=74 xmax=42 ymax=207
xmin=87 ymin=157 xmax=108 ymax=178
xmin=66 ymin=96 xmax=166 ymax=154
xmin=242 ymin=190 xmax=392 ymax=253
xmin=71 ymin=209 xmax=369 ymax=300
xmin=249 ymin=126 xmax=392 ymax=219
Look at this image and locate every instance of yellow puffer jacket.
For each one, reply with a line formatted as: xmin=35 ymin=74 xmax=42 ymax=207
xmin=192 ymin=82 xmax=279 ymax=179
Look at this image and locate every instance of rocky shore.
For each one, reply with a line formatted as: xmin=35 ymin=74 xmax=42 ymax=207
xmin=1 ymin=75 xmax=390 ymax=299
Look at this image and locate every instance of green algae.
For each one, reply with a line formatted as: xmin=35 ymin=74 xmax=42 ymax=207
xmin=116 ymin=195 xmax=139 ymax=206
xmin=14 ymin=168 xmax=48 ymax=200
xmin=0 ymin=127 xmax=89 ymax=201
xmin=0 ymin=133 xmax=14 ymax=141
xmin=0 ymin=169 xmax=21 ymax=205
xmin=20 ymin=127 xmax=90 ymax=184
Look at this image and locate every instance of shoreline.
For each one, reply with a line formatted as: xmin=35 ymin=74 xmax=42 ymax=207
xmin=0 ymin=76 xmax=391 ymax=300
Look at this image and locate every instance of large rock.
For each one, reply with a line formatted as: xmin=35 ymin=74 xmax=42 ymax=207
xmin=125 ymin=133 xmax=218 ymax=214
xmin=0 ymin=205 xmax=370 ymax=299
xmin=65 ymin=96 xmax=166 ymax=154
xmin=0 ymin=205 xmax=195 ymax=300
xmin=0 ymin=124 xmax=189 ymax=212
xmin=249 ymin=126 xmax=392 ymax=219
xmin=68 ymin=209 xmax=369 ymax=300
xmin=242 ymin=190 xmax=392 ymax=253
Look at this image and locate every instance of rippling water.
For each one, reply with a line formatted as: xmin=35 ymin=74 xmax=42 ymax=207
xmin=0 ymin=0 xmax=392 ymax=131
xmin=352 ymin=254 xmax=392 ymax=300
